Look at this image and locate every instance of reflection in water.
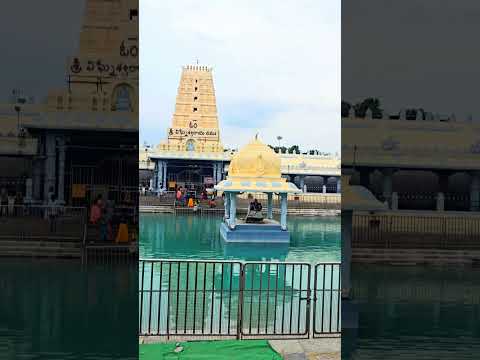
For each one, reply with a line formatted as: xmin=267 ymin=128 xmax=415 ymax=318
xmin=140 ymin=214 xmax=340 ymax=262
xmin=343 ymin=265 xmax=480 ymax=360
xmin=0 ymin=260 xmax=137 ymax=359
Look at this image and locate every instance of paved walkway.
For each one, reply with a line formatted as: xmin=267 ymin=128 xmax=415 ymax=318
xmin=269 ymin=338 xmax=340 ymax=360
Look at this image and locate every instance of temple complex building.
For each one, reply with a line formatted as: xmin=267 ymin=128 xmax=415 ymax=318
xmin=342 ymin=111 xmax=480 ymax=212
xmin=0 ymin=0 xmax=138 ymax=206
xmin=142 ymin=65 xmax=340 ymax=194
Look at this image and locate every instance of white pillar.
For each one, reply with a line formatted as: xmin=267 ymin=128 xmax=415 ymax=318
xmin=382 ymin=169 xmax=393 ymax=208
xmin=342 ymin=210 xmax=352 ymax=299
xmin=229 ymin=193 xmax=237 ymax=229
xmin=212 ymin=163 xmax=217 ymax=184
xmin=162 ymin=161 xmax=167 ymax=190
xmin=436 ymin=192 xmax=445 ymax=211
xmin=218 ymin=162 xmax=223 ymax=182
xmin=392 ymin=192 xmax=399 ymax=210
xmin=336 ymin=177 xmax=341 ymax=193
xmin=299 ymin=176 xmax=305 ymax=192
xmin=224 ymin=192 xmax=230 ymax=219
xmin=57 ymin=137 xmax=66 ymax=204
xmin=470 ymin=172 xmax=480 ymax=211
xmin=43 ymin=133 xmax=56 ymax=202
xmin=267 ymin=193 xmax=273 ymax=219
xmin=280 ymin=193 xmax=287 ymax=230
xmin=154 ymin=161 xmax=161 ymax=192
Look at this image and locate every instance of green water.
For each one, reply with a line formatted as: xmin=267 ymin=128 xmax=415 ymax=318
xmin=139 ymin=214 xmax=341 ymax=336
xmin=0 ymin=260 xmax=138 ymax=359
xmin=343 ymin=265 xmax=480 ymax=360
xmin=139 ymin=214 xmax=340 ymax=262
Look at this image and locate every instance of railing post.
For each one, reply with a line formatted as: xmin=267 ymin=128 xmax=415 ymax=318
xmin=237 ymin=264 xmax=245 ymax=340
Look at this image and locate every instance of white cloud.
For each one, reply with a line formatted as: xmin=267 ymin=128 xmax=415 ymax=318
xmin=140 ymin=0 xmax=340 ymax=152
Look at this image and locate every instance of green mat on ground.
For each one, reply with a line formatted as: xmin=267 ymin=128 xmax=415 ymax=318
xmin=140 ymin=340 xmax=282 ymax=359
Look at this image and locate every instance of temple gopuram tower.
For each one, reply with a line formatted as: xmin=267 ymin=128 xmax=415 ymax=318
xmin=150 ymin=65 xmax=229 ymax=192
xmin=159 ymin=65 xmax=223 ymax=153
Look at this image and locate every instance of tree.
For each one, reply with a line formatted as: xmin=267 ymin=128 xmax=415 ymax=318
xmin=288 ymin=145 xmax=300 ymax=154
xmin=341 ymin=101 xmax=352 ymax=117
xmin=353 ymin=98 xmax=382 ymax=118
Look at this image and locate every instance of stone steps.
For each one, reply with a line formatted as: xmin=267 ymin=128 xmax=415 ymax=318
xmin=139 ymin=205 xmax=340 ymax=217
xmin=0 ymin=240 xmax=82 ymax=258
xmin=139 ymin=205 xmax=174 ymax=213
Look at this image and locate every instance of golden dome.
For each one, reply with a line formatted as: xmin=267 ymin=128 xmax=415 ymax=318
xmin=228 ymin=136 xmax=281 ymax=179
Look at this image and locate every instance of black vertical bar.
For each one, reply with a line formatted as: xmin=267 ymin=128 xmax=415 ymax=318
xmin=175 ymin=262 xmax=181 ymax=334
xmin=257 ymin=264 xmax=263 ymax=334
xmin=193 ymin=262 xmax=198 ymax=334
xmin=184 ymin=262 xmax=190 ymax=333
xmin=210 ymin=262 xmax=216 ymax=334
xmin=329 ymin=264 xmax=334 ymax=333
xmin=265 ymin=263 xmax=271 ymax=334
xmin=227 ymin=263 xmax=233 ymax=335
xmin=305 ymin=264 xmax=311 ymax=337
xmin=248 ymin=264 xmax=254 ymax=335
xmin=201 ymin=263 xmax=207 ymax=334
xmin=336 ymin=264 xmax=341 ymax=332
xmin=321 ymin=264 xmax=326 ymax=333
xmin=297 ymin=264 xmax=303 ymax=333
xmin=281 ymin=264 xmax=287 ymax=334
xmin=273 ymin=263 xmax=279 ymax=334
xmin=166 ymin=262 xmax=172 ymax=337
xmin=289 ymin=264 xmax=295 ymax=334
xmin=237 ymin=264 xmax=245 ymax=339
xmin=219 ymin=263 xmax=224 ymax=333
xmin=148 ymin=261 xmax=154 ymax=334
xmin=156 ymin=261 xmax=163 ymax=335
xmin=139 ymin=260 xmax=145 ymax=333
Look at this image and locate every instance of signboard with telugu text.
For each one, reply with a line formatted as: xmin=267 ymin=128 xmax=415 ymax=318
xmin=168 ymin=127 xmax=218 ymax=140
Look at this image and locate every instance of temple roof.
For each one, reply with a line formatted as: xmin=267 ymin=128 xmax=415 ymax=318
xmin=341 ymin=175 xmax=386 ymax=211
xmin=215 ymin=136 xmax=300 ymax=194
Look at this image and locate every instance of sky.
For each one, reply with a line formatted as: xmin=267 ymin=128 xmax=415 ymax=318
xmin=342 ymin=0 xmax=480 ymax=120
xmin=0 ymin=1 xmax=85 ymax=102
xmin=140 ymin=0 xmax=341 ymax=153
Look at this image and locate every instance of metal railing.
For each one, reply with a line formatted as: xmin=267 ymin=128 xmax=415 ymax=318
xmin=0 ymin=205 xmax=86 ymax=241
xmin=352 ymin=213 xmax=480 ymax=249
xmin=83 ymin=243 xmax=138 ymax=265
xmin=139 ymin=259 xmax=341 ymax=339
xmin=140 ymin=194 xmax=341 ymax=211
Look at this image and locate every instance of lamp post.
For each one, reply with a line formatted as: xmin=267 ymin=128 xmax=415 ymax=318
xmin=276 ymin=136 xmax=283 ymax=153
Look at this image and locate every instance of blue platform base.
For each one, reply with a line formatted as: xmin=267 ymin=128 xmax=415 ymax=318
xmin=220 ymin=221 xmax=290 ymax=243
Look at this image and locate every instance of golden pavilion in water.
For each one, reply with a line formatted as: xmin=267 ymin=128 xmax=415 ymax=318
xmin=215 ymin=135 xmax=301 ymax=243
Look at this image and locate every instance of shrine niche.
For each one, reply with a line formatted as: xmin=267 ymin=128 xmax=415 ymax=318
xmin=111 ymin=84 xmax=134 ymax=111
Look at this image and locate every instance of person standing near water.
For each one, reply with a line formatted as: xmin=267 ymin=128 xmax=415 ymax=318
xmin=176 ymin=187 xmax=183 ymax=206
xmin=89 ymin=196 xmax=103 ymax=242
xmin=47 ymin=194 xmax=59 ymax=233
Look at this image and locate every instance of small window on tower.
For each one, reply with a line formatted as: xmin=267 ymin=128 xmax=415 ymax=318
xmin=193 ymin=107 xmax=198 ymax=112
xmin=195 ymin=79 xmax=198 ymax=83
xmin=195 ymin=87 xmax=198 ymax=91
xmin=194 ymin=96 xmax=198 ymax=101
